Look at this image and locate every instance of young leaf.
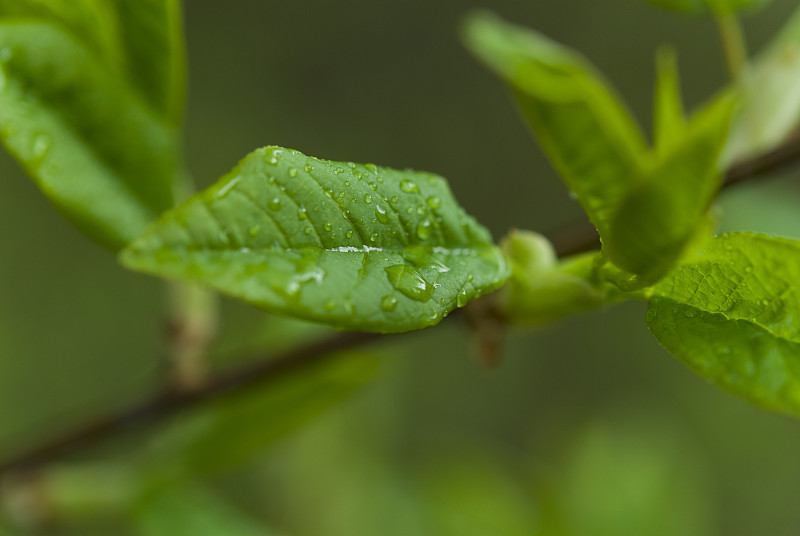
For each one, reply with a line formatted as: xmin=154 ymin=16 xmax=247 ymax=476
xmin=653 ymin=47 xmax=686 ymax=156
xmin=605 ymin=92 xmax=735 ymax=284
xmin=462 ymin=11 xmax=649 ymax=246
xmin=723 ymin=4 xmax=800 ymax=164
xmin=0 ymin=22 xmax=178 ymax=249
xmin=647 ymin=233 xmax=800 ymax=417
xmin=0 ymin=0 xmax=185 ymax=124
xmin=120 ymin=147 xmax=509 ymax=333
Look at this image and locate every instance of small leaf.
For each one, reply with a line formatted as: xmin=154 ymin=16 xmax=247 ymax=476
xmin=647 ymin=233 xmax=800 ymax=417
xmin=121 ymin=147 xmax=509 ymax=333
xmin=0 ymin=0 xmax=185 ymax=124
xmin=144 ymin=351 xmax=379 ymax=478
xmin=723 ymin=4 xmax=800 ymax=164
xmin=653 ymin=46 xmax=686 ymax=156
xmin=0 ymin=22 xmax=178 ymax=248
xmin=462 ymin=11 xmax=648 ymax=246
xmin=639 ymin=0 xmax=771 ymax=15
xmin=606 ymin=92 xmax=735 ymax=283
xmin=499 ymin=230 xmax=623 ymax=324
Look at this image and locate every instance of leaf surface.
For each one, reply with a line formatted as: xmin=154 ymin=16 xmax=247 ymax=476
xmin=463 ymin=12 xmax=648 ymax=246
xmin=121 ymin=147 xmax=509 ymax=333
xmin=0 ymin=22 xmax=177 ymax=248
xmin=647 ymin=233 xmax=800 ymax=416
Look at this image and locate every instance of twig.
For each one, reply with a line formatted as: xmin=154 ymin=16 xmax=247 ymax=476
xmin=2 ymin=133 xmax=800 ymax=477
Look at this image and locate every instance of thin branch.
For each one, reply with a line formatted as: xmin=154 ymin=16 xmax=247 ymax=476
xmin=2 ymin=133 xmax=800 ymax=477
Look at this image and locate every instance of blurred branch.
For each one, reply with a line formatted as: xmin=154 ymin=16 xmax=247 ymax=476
xmin=2 ymin=132 xmax=800 ymax=477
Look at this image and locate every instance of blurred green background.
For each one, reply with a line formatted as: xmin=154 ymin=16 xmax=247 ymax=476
xmin=2 ymin=0 xmax=800 ymax=534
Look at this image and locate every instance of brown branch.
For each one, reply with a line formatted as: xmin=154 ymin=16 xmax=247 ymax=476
xmin=2 ymin=133 xmax=800 ymax=477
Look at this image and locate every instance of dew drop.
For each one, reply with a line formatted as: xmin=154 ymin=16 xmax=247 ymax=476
xmin=381 ymin=294 xmax=398 ymax=312
xmin=345 ymin=181 xmax=351 ymax=187
xmin=249 ymin=225 xmax=261 ymax=237
xmin=406 ymin=207 xmax=414 ymax=214
xmin=368 ymin=182 xmax=378 ymax=191
xmin=370 ymin=232 xmax=379 ymax=243
xmin=416 ymin=220 xmax=433 ymax=240
xmin=266 ymin=149 xmax=282 ymax=165
xmin=390 ymin=195 xmax=399 ymax=203
xmin=426 ymin=196 xmax=441 ymax=209
xmin=364 ymin=194 xmax=373 ymax=204
xmin=323 ymin=222 xmax=333 ymax=232
xmin=347 ymin=162 xmax=356 ymax=169
xmin=456 ymin=289 xmax=470 ymax=308
xmin=375 ymin=205 xmax=390 ymax=224
xmin=298 ymin=207 xmax=308 ymax=220
xmin=384 ymin=264 xmax=433 ymax=302
xmin=416 ymin=206 xmax=426 ymax=215
xmin=288 ymin=167 xmax=298 ymax=178
xmin=304 ymin=164 xmax=313 ymax=173
xmin=345 ymin=229 xmax=354 ymax=239
xmin=400 ymin=180 xmax=419 ymax=193
xmin=267 ymin=198 xmax=282 ymax=211
xmin=365 ymin=163 xmax=378 ymax=173
xmin=304 ymin=226 xmax=313 ymax=235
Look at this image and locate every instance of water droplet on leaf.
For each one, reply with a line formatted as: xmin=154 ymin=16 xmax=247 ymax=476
xmin=384 ymin=264 xmax=433 ymax=302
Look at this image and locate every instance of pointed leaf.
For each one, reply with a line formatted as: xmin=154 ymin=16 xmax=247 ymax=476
xmin=647 ymin=233 xmax=800 ymax=417
xmin=0 ymin=0 xmax=185 ymax=123
xmin=653 ymin=46 xmax=686 ymax=156
xmin=121 ymin=147 xmax=509 ymax=333
xmin=0 ymin=22 xmax=177 ymax=248
xmin=463 ymin=11 xmax=649 ymax=245
xmin=605 ymin=92 xmax=735 ymax=284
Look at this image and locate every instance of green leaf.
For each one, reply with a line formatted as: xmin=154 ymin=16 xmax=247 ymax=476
xmin=605 ymin=92 xmax=735 ymax=284
xmin=653 ymin=47 xmax=686 ymax=156
xmin=499 ymin=230 xmax=624 ymax=324
xmin=120 ymin=147 xmax=509 ymax=333
xmin=724 ymin=4 xmax=800 ymax=164
xmin=0 ymin=0 xmax=185 ymax=124
xmin=0 ymin=22 xmax=177 ymax=249
xmin=462 ymin=11 xmax=649 ymax=248
xmin=135 ymin=486 xmax=282 ymax=536
xmin=647 ymin=233 xmax=800 ymax=417
xmin=639 ymin=0 xmax=771 ymax=15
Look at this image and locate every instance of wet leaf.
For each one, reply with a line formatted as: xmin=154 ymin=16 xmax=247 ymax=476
xmin=121 ymin=147 xmax=509 ymax=333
